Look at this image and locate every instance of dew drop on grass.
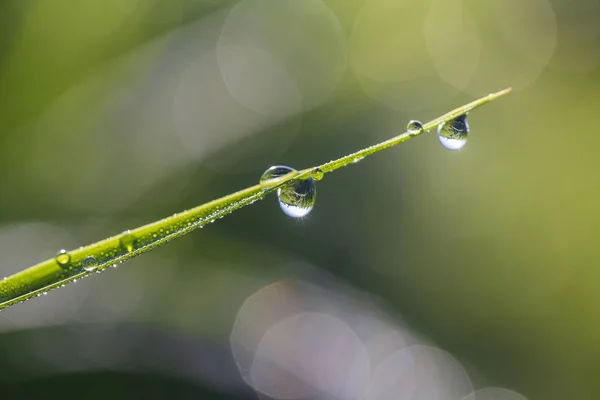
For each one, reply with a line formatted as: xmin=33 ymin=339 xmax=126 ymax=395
xmin=311 ymin=168 xmax=324 ymax=181
xmin=120 ymin=230 xmax=135 ymax=252
xmin=259 ymin=165 xmax=299 ymax=190
xmin=55 ymin=249 xmax=71 ymax=267
xmin=407 ymin=120 xmax=424 ymax=135
xmin=278 ymin=177 xmax=316 ymax=218
xmin=261 ymin=165 xmax=317 ymax=218
xmin=438 ymin=114 xmax=469 ymax=150
xmin=82 ymin=256 xmax=99 ymax=272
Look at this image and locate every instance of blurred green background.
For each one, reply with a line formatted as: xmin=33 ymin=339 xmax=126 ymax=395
xmin=0 ymin=0 xmax=599 ymax=399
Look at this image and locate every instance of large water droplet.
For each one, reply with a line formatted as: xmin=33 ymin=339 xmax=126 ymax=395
xmin=278 ymin=177 xmax=316 ymax=218
xmin=82 ymin=256 xmax=99 ymax=272
xmin=407 ymin=120 xmax=423 ymax=135
xmin=438 ymin=114 xmax=469 ymax=150
xmin=120 ymin=230 xmax=135 ymax=253
xmin=55 ymin=249 xmax=70 ymax=267
xmin=260 ymin=165 xmax=299 ymax=190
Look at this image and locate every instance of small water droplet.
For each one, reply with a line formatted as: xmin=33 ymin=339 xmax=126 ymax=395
xmin=277 ymin=177 xmax=316 ymax=218
xmin=407 ymin=120 xmax=423 ymax=135
xmin=438 ymin=114 xmax=469 ymax=150
xmin=311 ymin=168 xmax=324 ymax=181
xmin=120 ymin=231 xmax=135 ymax=252
xmin=82 ymin=256 xmax=99 ymax=272
xmin=55 ymin=249 xmax=71 ymax=267
xmin=352 ymin=156 xmax=364 ymax=164
xmin=259 ymin=165 xmax=299 ymax=190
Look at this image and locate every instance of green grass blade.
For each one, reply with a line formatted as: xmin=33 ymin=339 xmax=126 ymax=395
xmin=310 ymin=88 xmax=512 ymax=176
xmin=0 ymin=88 xmax=511 ymax=310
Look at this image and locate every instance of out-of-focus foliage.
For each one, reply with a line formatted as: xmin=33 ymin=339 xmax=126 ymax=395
xmin=0 ymin=1 xmax=599 ymax=399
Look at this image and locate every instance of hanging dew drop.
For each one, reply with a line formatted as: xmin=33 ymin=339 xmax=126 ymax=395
xmin=438 ymin=114 xmax=469 ymax=150
xmin=55 ymin=249 xmax=71 ymax=267
xmin=82 ymin=256 xmax=99 ymax=272
xmin=259 ymin=165 xmax=299 ymax=190
xmin=407 ymin=120 xmax=424 ymax=135
xmin=260 ymin=165 xmax=317 ymax=218
xmin=277 ymin=177 xmax=316 ymax=218
xmin=311 ymin=168 xmax=324 ymax=181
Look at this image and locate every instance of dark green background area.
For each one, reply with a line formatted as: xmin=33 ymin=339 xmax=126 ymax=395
xmin=1 ymin=0 xmax=600 ymax=399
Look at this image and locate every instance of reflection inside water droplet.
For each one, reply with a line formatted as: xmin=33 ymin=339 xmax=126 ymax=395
xmin=55 ymin=249 xmax=71 ymax=267
xmin=438 ymin=114 xmax=469 ymax=150
xmin=278 ymin=176 xmax=316 ymax=218
xmin=82 ymin=256 xmax=99 ymax=272
xmin=407 ymin=120 xmax=423 ymax=135
xmin=259 ymin=165 xmax=299 ymax=190
xmin=260 ymin=165 xmax=317 ymax=218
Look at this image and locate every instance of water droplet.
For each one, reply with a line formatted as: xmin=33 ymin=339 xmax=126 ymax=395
xmin=352 ymin=156 xmax=364 ymax=164
xmin=259 ymin=165 xmax=299 ymax=190
xmin=55 ymin=249 xmax=70 ymax=267
xmin=438 ymin=114 xmax=469 ymax=150
xmin=277 ymin=177 xmax=316 ymax=218
xmin=311 ymin=168 xmax=324 ymax=181
xmin=82 ymin=256 xmax=99 ymax=272
xmin=120 ymin=230 xmax=135 ymax=252
xmin=407 ymin=120 xmax=423 ymax=135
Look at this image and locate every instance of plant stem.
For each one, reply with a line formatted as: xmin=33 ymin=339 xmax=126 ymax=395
xmin=0 ymin=88 xmax=511 ymax=310
xmin=304 ymin=88 xmax=512 ymax=176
